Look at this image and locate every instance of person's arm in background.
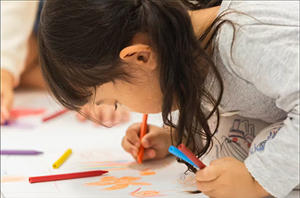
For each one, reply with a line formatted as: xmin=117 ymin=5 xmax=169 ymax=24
xmin=1 ymin=1 xmax=39 ymax=124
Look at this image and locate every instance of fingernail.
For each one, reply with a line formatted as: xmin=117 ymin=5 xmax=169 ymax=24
xmin=149 ymin=150 xmax=155 ymax=158
xmin=135 ymin=142 xmax=140 ymax=147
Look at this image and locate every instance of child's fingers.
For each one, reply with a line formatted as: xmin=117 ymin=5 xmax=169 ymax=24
xmin=142 ymin=149 xmax=156 ymax=160
xmin=121 ymin=136 xmax=139 ymax=156
xmin=196 ymin=181 xmax=216 ymax=193
xmin=1 ymin=101 xmax=9 ymax=124
xmin=125 ymin=127 xmax=141 ymax=147
xmin=1 ymin=110 xmax=7 ymax=124
xmin=141 ymin=129 xmax=160 ymax=148
xmin=1 ymin=91 xmax=13 ymax=112
xmin=1 ymin=92 xmax=13 ymax=125
xmin=196 ymin=165 xmax=221 ymax=182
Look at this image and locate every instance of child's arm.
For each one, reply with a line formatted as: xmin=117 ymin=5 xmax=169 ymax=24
xmin=1 ymin=1 xmax=39 ymax=86
xmin=0 ymin=69 xmax=14 ymax=124
xmin=1 ymin=1 xmax=39 ymax=123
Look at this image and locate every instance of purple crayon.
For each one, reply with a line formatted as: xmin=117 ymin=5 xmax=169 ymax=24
xmin=0 ymin=150 xmax=43 ymax=155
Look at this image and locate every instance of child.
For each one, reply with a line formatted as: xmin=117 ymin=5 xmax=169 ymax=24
xmin=0 ymin=1 xmax=129 ymax=126
xmin=38 ymin=0 xmax=299 ymax=197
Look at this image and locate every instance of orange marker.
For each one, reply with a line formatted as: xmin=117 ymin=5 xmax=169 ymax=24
xmin=137 ymin=114 xmax=148 ymax=164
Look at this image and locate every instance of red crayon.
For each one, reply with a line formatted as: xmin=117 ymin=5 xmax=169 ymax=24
xmin=29 ymin=170 xmax=108 ymax=183
xmin=178 ymin=143 xmax=206 ymax=169
xmin=42 ymin=109 xmax=68 ymax=122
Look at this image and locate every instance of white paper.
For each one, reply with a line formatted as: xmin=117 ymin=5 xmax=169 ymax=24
xmin=1 ymin=91 xmax=204 ymax=198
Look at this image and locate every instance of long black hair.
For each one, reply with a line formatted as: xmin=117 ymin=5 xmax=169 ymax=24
xmin=39 ymin=0 xmax=225 ymax=171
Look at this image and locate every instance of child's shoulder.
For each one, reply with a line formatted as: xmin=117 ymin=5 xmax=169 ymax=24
xmin=214 ymin=1 xmax=299 ymax=99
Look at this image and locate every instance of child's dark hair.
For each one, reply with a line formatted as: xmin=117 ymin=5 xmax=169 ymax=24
xmin=38 ymin=0 xmax=225 ymax=170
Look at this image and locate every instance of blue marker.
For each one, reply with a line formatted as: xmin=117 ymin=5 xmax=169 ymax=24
xmin=168 ymin=146 xmax=199 ymax=168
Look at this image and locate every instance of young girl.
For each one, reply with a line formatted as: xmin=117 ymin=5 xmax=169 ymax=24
xmin=38 ymin=0 xmax=299 ymax=197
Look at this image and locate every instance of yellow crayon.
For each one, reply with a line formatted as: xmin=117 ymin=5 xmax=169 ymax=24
xmin=52 ymin=149 xmax=72 ymax=169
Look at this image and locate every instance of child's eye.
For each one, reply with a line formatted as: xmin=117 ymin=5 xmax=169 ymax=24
xmin=114 ymin=102 xmax=118 ymax=111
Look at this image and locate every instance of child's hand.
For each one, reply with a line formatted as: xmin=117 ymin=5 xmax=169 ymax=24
xmin=196 ymin=157 xmax=270 ymax=198
xmin=122 ymin=124 xmax=171 ymax=162
xmin=1 ymin=69 xmax=14 ymax=124
xmin=76 ymin=104 xmax=130 ymax=127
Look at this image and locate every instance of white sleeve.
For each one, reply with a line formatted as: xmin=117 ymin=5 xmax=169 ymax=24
xmin=230 ymin=24 xmax=299 ymax=198
xmin=1 ymin=1 xmax=39 ymax=86
xmin=245 ymin=98 xmax=299 ymax=198
xmin=241 ymin=33 xmax=300 ymax=197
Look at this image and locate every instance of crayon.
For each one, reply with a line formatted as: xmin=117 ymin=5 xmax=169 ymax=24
xmin=52 ymin=149 xmax=72 ymax=169
xmin=29 ymin=170 xmax=108 ymax=183
xmin=0 ymin=150 xmax=43 ymax=155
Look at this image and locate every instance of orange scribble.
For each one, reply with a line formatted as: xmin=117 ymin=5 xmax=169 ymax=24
xmin=105 ymin=183 xmax=129 ymax=190
xmin=131 ymin=187 xmax=161 ymax=197
xmin=140 ymin=169 xmax=156 ymax=176
xmin=82 ymin=161 xmax=131 ymax=171
xmin=90 ymin=167 xmax=128 ymax=171
xmin=86 ymin=176 xmax=151 ymax=190
xmin=1 ymin=176 xmax=27 ymax=183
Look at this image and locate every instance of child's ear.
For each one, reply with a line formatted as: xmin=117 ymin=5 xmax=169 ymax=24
xmin=119 ymin=44 xmax=157 ymax=71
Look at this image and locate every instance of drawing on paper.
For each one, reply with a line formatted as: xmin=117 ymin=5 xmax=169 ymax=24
xmin=82 ymin=156 xmax=174 ymax=172
xmin=81 ymin=160 xmax=131 ymax=171
xmin=1 ymin=176 xmax=27 ymax=183
xmin=2 ymin=120 xmax=36 ymax=129
xmin=85 ymin=176 xmax=150 ymax=190
xmin=130 ymin=187 xmax=162 ymax=197
xmin=140 ymin=169 xmax=156 ymax=176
